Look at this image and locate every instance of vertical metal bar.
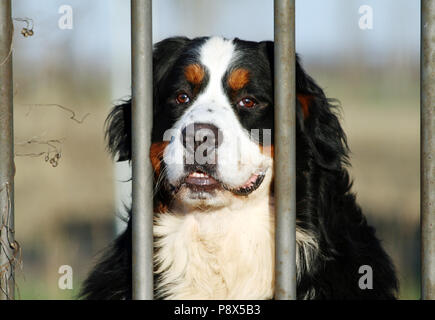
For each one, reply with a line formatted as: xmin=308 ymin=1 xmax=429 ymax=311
xmin=0 ymin=0 xmax=15 ymax=301
xmin=421 ymin=0 xmax=435 ymax=301
xmin=131 ymin=0 xmax=154 ymax=300
xmin=274 ymin=0 xmax=296 ymax=300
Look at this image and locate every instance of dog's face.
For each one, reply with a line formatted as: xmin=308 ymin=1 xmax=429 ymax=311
xmin=150 ymin=37 xmax=276 ymax=210
xmin=106 ymin=36 xmax=341 ymax=212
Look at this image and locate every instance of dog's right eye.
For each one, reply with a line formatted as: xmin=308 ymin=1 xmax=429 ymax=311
xmin=176 ymin=93 xmax=190 ymax=104
xmin=237 ymin=97 xmax=256 ymax=108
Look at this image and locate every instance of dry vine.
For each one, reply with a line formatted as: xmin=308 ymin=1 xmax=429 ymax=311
xmin=15 ymin=137 xmax=64 ymax=168
xmin=0 ymin=17 xmax=34 ymax=67
xmin=0 ymin=182 xmax=22 ymax=300
xmin=24 ymin=103 xmax=91 ymax=124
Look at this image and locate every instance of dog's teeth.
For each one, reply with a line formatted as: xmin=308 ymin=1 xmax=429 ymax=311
xmin=190 ymin=172 xmax=209 ymax=178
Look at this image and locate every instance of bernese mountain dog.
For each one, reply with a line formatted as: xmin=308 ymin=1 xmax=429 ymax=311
xmin=80 ymin=36 xmax=398 ymax=300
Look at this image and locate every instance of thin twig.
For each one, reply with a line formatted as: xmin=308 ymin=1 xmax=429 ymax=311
xmin=15 ymin=137 xmax=64 ymax=167
xmin=24 ymin=103 xmax=91 ymax=124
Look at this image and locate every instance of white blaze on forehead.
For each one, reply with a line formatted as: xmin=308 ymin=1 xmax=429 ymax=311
xmin=199 ymin=37 xmax=236 ymax=97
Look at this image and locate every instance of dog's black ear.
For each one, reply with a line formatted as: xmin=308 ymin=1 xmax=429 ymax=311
xmin=295 ymin=59 xmax=349 ymax=170
xmin=105 ymin=100 xmax=132 ymax=161
xmin=153 ymin=37 xmax=190 ymax=86
xmin=259 ymin=40 xmax=274 ymax=76
xmin=105 ymin=37 xmax=191 ymax=162
xmin=259 ymin=41 xmax=315 ymax=122
xmin=259 ymin=41 xmax=348 ymax=170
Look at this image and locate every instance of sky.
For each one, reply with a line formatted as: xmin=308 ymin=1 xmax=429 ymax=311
xmin=12 ymin=0 xmax=420 ymax=95
xmin=13 ymin=0 xmax=420 ymax=61
xmin=12 ymin=0 xmax=420 ymax=94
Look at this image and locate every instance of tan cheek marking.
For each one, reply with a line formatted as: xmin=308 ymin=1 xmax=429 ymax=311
xmin=150 ymin=141 xmax=169 ymax=177
xmin=259 ymin=144 xmax=274 ymax=195
xmin=259 ymin=144 xmax=274 ymax=159
xmin=184 ymin=63 xmax=205 ymax=85
xmin=258 ymin=144 xmax=275 ymax=197
xmin=228 ymin=68 xmax=250 ymax=91
xmin=151 ymin=142 xmax=170 ymax=213
xmin=154 ymin=201 xmax=169 ymax=213
xmin=297 ymin=94 xmax=313 ymax=119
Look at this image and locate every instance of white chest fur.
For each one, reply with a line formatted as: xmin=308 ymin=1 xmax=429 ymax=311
xmin=154 ymin=197 xmax=275 ymax=300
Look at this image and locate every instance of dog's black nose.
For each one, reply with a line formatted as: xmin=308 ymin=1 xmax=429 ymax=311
xmin=181 ymin=123 xmax=223 ymax=165
xmin=181 ymin=123 xmax=222 ymax=150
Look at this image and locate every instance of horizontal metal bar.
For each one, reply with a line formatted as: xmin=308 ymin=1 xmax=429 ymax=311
xmin=421 ymin=0 xmax=435 ymax=301
xmin=0 ymin=0 xmax=15 ymax=301
xmin=131 ymin=0 xmax=154 ymax=300
xmin=274 ymin=0 xmax=297 ymax=300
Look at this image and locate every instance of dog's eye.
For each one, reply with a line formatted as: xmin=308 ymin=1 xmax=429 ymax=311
xmin=237 ymin=97 xmax=256 ymax=108
xmin=176 ymin=93 xmax=190 ymax=104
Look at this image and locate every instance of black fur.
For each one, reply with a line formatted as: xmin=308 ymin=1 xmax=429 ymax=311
xmin=80 ymin=37 xmax=398 ymax=300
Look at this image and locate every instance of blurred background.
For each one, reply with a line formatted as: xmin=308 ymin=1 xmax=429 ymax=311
xmin=10 ymin=0 xmax=420 ymax=299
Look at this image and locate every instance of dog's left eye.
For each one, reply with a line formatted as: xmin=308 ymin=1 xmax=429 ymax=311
xmin=176 ymin=93 xmax=190 ymax=104
xmin=237 ymin=97 xmax=256 ymax=108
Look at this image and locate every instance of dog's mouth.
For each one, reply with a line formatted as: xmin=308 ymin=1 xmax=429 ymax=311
xmin=185 ymin=171 xmax=220 ymax=191
xmin=174 ymin=169 xmax=266 ymax=196
xmin=226 ymin=172 xmax=265 ymax=195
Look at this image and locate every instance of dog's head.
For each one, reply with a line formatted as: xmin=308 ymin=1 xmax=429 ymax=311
xmin=106 ymin=36 xmax=347 ymax=212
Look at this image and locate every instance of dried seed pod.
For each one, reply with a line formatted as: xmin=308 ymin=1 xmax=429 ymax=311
xmin=50 ymin=157 xmax=59 ymax=167
xmin=20 ymin=27 xmax=34 ymax=37
xmin=10 ymin=241 xmax=17 ymax=250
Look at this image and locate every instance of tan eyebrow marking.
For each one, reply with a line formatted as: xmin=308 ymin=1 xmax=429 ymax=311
xmin=184 ymin=63 xmax=205 ymax=85
xmin=228 ymin=68 xmax=250 ymax=91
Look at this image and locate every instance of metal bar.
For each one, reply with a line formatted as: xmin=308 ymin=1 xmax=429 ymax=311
xmin=421 ymin=0 xmax=435 ymax=301
xmin=131 ymin=0 xmax=154 ymax=300
xmin=274 ymin=0 xmax=297 ymax=300
xmin=0 ymin=0 xmax=15 ymax=301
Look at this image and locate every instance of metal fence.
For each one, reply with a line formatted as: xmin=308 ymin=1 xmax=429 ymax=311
xmin=129 ymin=0 xmax=297 ymax=300
xmin=421 ymin=0 xmax=435 ymax=301
xmin=130 ymin=0 xmax=154 ymax=300
xmin=274 ymin=0 xmax=297 ymax=300
xmin=0 ymin=0 xmax=433 ymax=300
xmin=0 ymin=0 xmax=15 ymax=301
